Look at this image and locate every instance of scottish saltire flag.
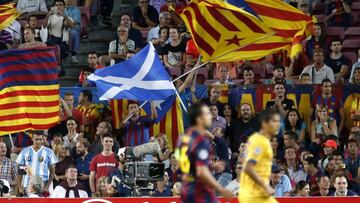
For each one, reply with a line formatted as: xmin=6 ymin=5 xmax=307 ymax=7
xmin=88 ymin=43 xmax=176 ymax=101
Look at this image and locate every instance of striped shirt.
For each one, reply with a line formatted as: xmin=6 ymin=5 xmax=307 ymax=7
xmin=124 ymin=116 xmax=154 ymax=147
xmin=16 ymin=146 xmax=58 ymax=187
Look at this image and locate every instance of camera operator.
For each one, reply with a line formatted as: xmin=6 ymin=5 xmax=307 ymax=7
xmin=0 ymin=179 xmax=11 ymax=197
xmin=106 ymin=154 xmax=131 ymax=197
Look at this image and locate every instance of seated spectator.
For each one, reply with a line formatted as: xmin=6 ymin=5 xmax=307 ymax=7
xmin=264 ymin=65 xmax=291 ymax=85
xmin=271 ymin=135 xmax=283 ymax=164
xmin=119 ymin=13 xmax=143 ymax=50
xmin=222 ymin=103 xmax=235 ymax=127
xmin=147 ymin=12 xmax=171 ymax=44
xmin=16 ymin=0 xmax=48 ymax=20
xmin=312 ymin=175 xmax=331 ymax=196
xmin=26 ymin=15 xmax=42 ymax=42
xmin=325 ymin=38 xmax=349 ymax=83
xmin=163 ymin=27 xmax=186 ymax=70
xmin=320 ymin=140 xmax=338 ymax=170
xmin=349 ymin=49 xmax=360 ymax=83
xmin=284 ymin=109 xmax=306 ymax=143
xmin=200 ymin=85 xmax=224 ymax=113
xmin=108 ymin=26 xmax=135 ymax=65
xmin=283 ymin=147 xmax=307 ymax=185
xmin=154 ymin=172 xmax=172 ymax=197
xmin=311 ymin=105 xmax=338 ymax=143
xmin=351 ymin=67 xmax=360 ymax=85
xmin=171 ymin=182 xmax=182 ymax=197
xmin=300 ymin=49 xmax=335 ymax=84
xmin=214 ymin=62 xmax=238 ymax=80
xmin=64 ymin=0 xmax=81 ymax=64
xmin=27 ymin=176 xmax=44 ymax=197
xmin=154 ymin=27 xmax=169 ymax=60
xmin=184 ymin=39 xmax=199 ymax=69
xmin=79 ymin=51 xmax=103 ymax=84
xmin=299 ymin=73 xmax=312 ymax=84
xmin=326 ymin=0 xmax=352 ymax=28
xmin=283 ymin=131 xmax=301 ymax=155
xmin=165 ymin=152 xmax=182 ymax=185
xmin=160 ymin=0 xmax=184 ymax=27
xmin=213 ymin=65 xmax=234 ymax=85
xmin=54 ymin=143 xmax=74 ymax=188
xmin=293 ymin=180 xmax=310 ymax=197
xmin=303 ymin=156 xmax=324 ymax=193
xmin=305 ymin=22 xmax=328 ymax=60
xmin=225 ymin=161 xmax=241 ymax=196
xmin=132 ymin=0 xmax=159 ymax=31
xmin=79 ymin=67 xmax=95 ymax=87
xmin=344 ymin=139 xmax=360 ymax=178
xmin=265 ymin=83 xmax=296 ymax=117
xmin=350 ymin=89 xmax=360 ymax=127
xmin=270 ymin=165 xmax=292 ymax=197
xmin=329 ymin=175 xmax=358 ymax=196
xmin=18 ymin=27 xmax=46 ymax=48
xmin=51 ymin=165 xmax=88 ymax=197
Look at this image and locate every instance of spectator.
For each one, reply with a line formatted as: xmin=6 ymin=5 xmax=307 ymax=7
xmin=160 ymin=0 xmax=184 ymax=27
xmin=284 ymin=109 xmax=306 ymax=143
xmin=89 ymin=134 xmax=119 ymax=197
xmin=19 ymin=27 xmax=46 ymax=48
xmin=165 ymin=152 xmax=182 ymax=185
xmin=305 ymin=22 xmax=327 ymax=60
xmin=303 ymin=156 xmax=324 ymax=193
xmin=184 ymin=39 xmax=199 ymax=69
xmin=326 ymin=0 xmax=352 ymax=28
xmin=119 ymin=13 xmax=143 ymax=50
xmin=265 ymin=83 xmax=296 ymax=117
xmin=265 ymin=65 xmax=290 ymax=85
xmin=351 ymin=67 xmax=360 ymax=85
xmin=213 ymin=65 xmax=234 ymax=85
xmin=75 ymin=138 xmax=93 ymax=195
xmin=300 ymin=49 xmax=335 ymax=84
xmin=27 ymin=15 xmax=41 ymax=41
xmin=222 ymin=103 xmax=235 ymax=127
xmin=154 ymin=27 xmax=169 ymax=59
xmin=200 ymin=86 xmax=223 ymax=113
xmin=172 ymin=182 xmax=182 ymax=197
xmin=63 ymin=117 xmax=79 ymax=150
xmin=226 ymin=103 xmax=260 ymax=152
xmin=349 ymin=49 xmax=360 ymax=83
xmin=4 ymin=20 xmax=21 ymax=46
xmin=16 ymin=0 xmax=48 ymax=20
xmin=325 ymin=37 xmax=349 ymax=83
xmin=53 ymin=142 xmax=74 ymax=187
xmin=154 ymin=171 xmax=172 ymax=197
xmin=311 ymin=105 xmax=338 ymax=143
xmin=344 ymin=139 xmax=360 ymax=178
xmin=16 ymin=131 xmax=58 ymax=195
xmin=283 ymin=147 xmax=307 ymax=185
xmin=94 ymin=176 xmax=109 ymax=197
xmin=77 ymin=90 xmax=100 ymax=136
xmin=147 ymin=12 xmax=171 ymax=44
xmin=298 ymin=0 xmax=310 ymax=16
xmin=271 ymin=136 xmax=283 ymax=164
xmin=293 ymin=180 xmax=310 ymax=196
xmin=329 ymin=175 xmax=358 ymax=196
xmin=0 ymin=142 xmax=18 ymax=192
xmin=51 ymin=165 xmax=88 ymax=197
xmin=312 ymin=175 xmax=331 ymax=196
xmin=225 ymin=162 xmax=241 ymax=196
xmin=121 ymin=101 xmax=157 ymax=147
xmin=132 ymin=0 xmax=159 ymax=31
xmin=79 ymin=67 xmax=96 ymax=87
xmin=109 ymin=26 xmax=135 ymax=64
xmin=209 ymin=104 xmax=227 ymax=134
xmin=64 ymin=0 xmax=81 ymax=64
xmin=313 ymin=79 xmax=345 ymax=134
xmin=62 ymin=92 xmax=83 ymax=130
xmin=299 ymin=73 xmax=312 ymax=85
xmin=270 ymin=165 xmax=292 ymax=197
xmin=240 ymin=66 xmax=261 ymax=86
xmin=283 ymin=131 xmax=301 ymax=155
xmin=320 ymin=139 xmax=338 ymax=169
xmin=90 ymin=121 xmax=120 ymax=155
xmin=27 ymin=176 xmax=44 ymax=197
xmin=150 ymin=0 xmax=166 ymax=12
xmin=163 ymin=27 xmax=186 ymax=70
xmin=79 ymin=51 xmax=103 ymax=85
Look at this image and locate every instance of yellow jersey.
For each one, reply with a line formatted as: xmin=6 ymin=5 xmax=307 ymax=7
xmin=238 ymin=133 xmax=277 ymax=203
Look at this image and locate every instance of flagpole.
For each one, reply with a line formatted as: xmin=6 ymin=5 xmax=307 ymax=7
xmin=174 ymin=90 xmax=187 ymax=113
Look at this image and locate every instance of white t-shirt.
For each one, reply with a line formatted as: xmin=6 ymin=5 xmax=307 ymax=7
xmin=225 ymin=179 xmax=239 ymax=196
xmin=4 ymin=20 xmax=21 ymax=41
xmin=47 ymin=14 xmax=72 ymax=42
xmin=51 ymin=184 xmax=88 ymax=198
xmin=300 ymin=64 xmax=335 ymax=84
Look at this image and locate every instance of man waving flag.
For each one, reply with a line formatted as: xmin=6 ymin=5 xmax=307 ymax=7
xmin=177 ymin=0 xmax=273 ymax=62
xmin=88 ymin=42 xmax=176 ymax=101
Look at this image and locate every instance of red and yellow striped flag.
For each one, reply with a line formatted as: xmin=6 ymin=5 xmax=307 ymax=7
xmin=0 ymin=3 xmax=20 ymax=30
xmin=221 ymin=0 xmax=314 ymax=61
xmin=177 ymin=0 xmax=273 ymax=62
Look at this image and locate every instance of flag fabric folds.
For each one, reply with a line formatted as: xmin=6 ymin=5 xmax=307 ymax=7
xmin=88 ymin=43 xmax=176 ymax=101
xmin=226 ymin=0 xmax=314 ymax=60
xmin=177 ymin=0 xmax=273 ymax=62
xmin=0 ymin=47 xmax=59 ymax=136
xmin=0 ymin=3 xmax=20 ymax=30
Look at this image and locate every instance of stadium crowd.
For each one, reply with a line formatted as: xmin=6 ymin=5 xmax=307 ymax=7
xmin=1 ymin=0 xmax=360 ymax=199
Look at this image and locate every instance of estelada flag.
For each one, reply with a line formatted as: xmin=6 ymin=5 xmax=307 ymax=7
xmin=0 ymin=3 xmax=20 ymax=30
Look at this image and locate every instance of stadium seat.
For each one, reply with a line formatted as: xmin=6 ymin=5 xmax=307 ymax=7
xmin=344 ymin=27 xmax=360 ymax=40
xmin=343 ymin=52 xmax=357 ymax=65
xmin=313 ymin=3 xmax=326 ymax=15
xmin=342 ymin=39 xmax=360 ymax=53
xmin=326 ymin=27 xmax=345 ymax=41
xmin=204 ymin=79 xmax=217 ymax=85
xmin=253 ymin=65 xmax=266 ymax=78
xmin=232 ymin=79 xmax=244 ymax=85
xmin=352 ymin=2 xmax=360 ymax=11
xmin=184 ymin=67 xmax=208 ymax=80
xmin=351 ymin=12 xmax=359 ymax=26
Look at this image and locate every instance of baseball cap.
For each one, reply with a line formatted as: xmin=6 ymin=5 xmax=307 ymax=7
xmin=322 ymin=139 xmax=338 ymax=149
xmin=271 ymin=165 xmax=282 ymax=174
xmin=186 ymin=39 xmax=199 ymax=58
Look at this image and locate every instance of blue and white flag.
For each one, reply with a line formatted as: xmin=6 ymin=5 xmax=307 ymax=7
xmin=88 ymin=43 xmax=176 ymax=101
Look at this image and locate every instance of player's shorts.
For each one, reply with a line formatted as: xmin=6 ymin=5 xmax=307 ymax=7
xmin=239 ymin=196 xmax=278 ymax=203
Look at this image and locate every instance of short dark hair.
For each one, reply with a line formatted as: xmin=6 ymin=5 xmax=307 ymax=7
xmin=127 ymin=100 xmax=139 ymax=109
xmin=321 ymin=78 xmax=332 ymax=86
xmin=332 ymin=151 xmax=343 ymax=158
xmin=273 ymin=65 xmax=285 ymax=71
xmin=274 ymin=82 xmax=285 ymax=88
xmin=80 ymin=90 xmax=92 ymax=102
xmin=66 ymin=117 xmax=77 ymax=124
xmin=312 ymin=48 xmax=324 ymax=57
xmin=28 ymin=14 xmax=38 ymax=22
xmin=169 ymin=26 xmax=179 ymax=33
xmin=347 ymin=139 xmax=358 ymax=147
xmin=304 ymin=156 xmax=318 ymax=168
xmin=243 ymin=65 xmax=253 ymax=73
xmin=88 ymin=51 xmax=98 ymax=56
xmin=316 ymin=174 xmax=329 ymax=183
xmin=120 ymin=13 xmax=131 ymax=20
xmin=54 ymin=0 xmax=65 ymax=6
xmin=158 ymin=26 xmax=169 ymax=36
xmin=64 ymin=91 xmax=74 ymax=97
xmin=284 ymin=131 xmax=298 ymax=141
xmin=300 ymin=72 xmax=310 ymax=78
xmin=295 ymin=180 xmax=309 ymax=193
xmin=30 ymin=130 xmax=44 ymax=136
xmin=188 ymin=102 xmax=208 ymax=126
xmin=102 ymin=133 xmax=114 ymax=140
xmin=65 ymin=165 xmax=77 ymax=173
xmin=258 ymin=109 xmax=280 ymax=124
xmin=331 ymin=36 xmax=342 ymax=45
xmin=82 ymin=66 xmax=94 ymax=73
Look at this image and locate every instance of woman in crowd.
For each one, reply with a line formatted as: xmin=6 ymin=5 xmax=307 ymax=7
xmin=305 ymin=22 xmax=328 ymax=59
xmin=284 ymin=109 xmax=307 ymax=143
xmin=163 ymin=27 xmax=186 ymax=70
xmin=293 ymin=180 xmax=310 ymax=197
xmin=311 ymin=105 xmax=338 ymax=144
xmin=222 ymin=103 xmax=236 ymax=127
xmin=270 ymin=135 xmax=283 ymax=164
xmin=53 ymin=143 xmax=74 ymax=188
xmin=95 ymin=176 xmax=110 ymax=197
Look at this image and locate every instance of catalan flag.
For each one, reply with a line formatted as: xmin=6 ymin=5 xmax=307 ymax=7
xmin=224 ymin=0 xmax=314 ymax=60
xmin=0 ymin=3 xmax=20 ymax=30
xmin=177 ymin=0 xmax=273 ymax=62
xmin=0 ymin=47 xmax=59 ymax=136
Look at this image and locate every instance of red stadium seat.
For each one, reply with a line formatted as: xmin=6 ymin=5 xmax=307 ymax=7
xmin=342 ymin=39 xmax=360 ymax=53
xmin=344 ymin=27 xmax=360 ymax=40
xmin=351 ymin=12 xmax=359 ymax=26
xmin=184 ymin=67 xmax=208 ymax=80
xmin=326 ymin=27 xmax=345 ymax=41
xmin=352 ymin=2 xmax=360 ymax=11
xmin=343 ymin=52 xmax=357 ymax=65
xmin=313 ymin=3 xmax=326 ymax=15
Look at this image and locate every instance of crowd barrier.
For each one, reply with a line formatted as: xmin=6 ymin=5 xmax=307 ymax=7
xmin=1 ymin=197 xmax=360 ymax=203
